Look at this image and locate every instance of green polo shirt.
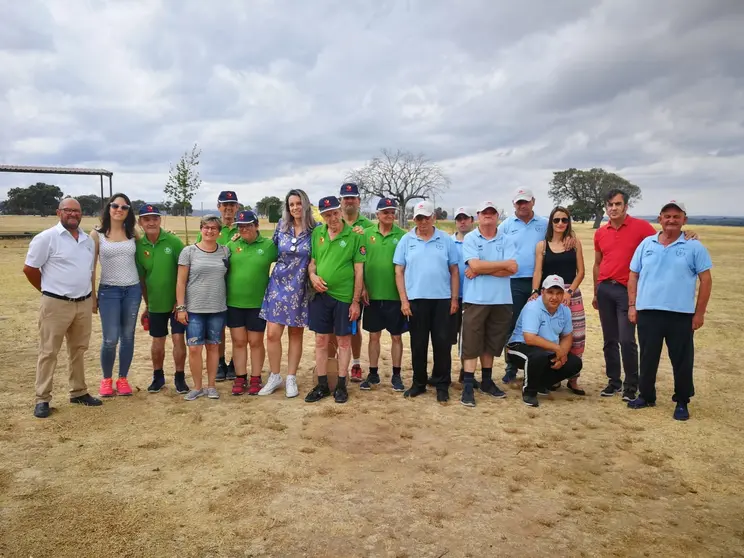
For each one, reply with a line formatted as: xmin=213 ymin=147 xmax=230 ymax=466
xmin=195 ymin=223 xmax=238 ymax=245
xmin=225 ymin=234 xmax=278 ymax=308
xmin=136 ymin=229 xmax=185 ymax=313
xmin=364 ymin=224 xmax=405 ymax=301
xmin=346 ymin=213 xmax=374 ymax=230
xmin=311 ymin=223 xmax=366 ymax=303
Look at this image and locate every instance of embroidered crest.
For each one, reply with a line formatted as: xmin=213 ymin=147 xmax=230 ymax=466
xmin=257 ymin=248 xmax=264 ymax=255
xmin=392 ymin=238 xmax=398 ymax=244
xmin=147 ymin=205 xmax=153 ymax=211
xmin=324 ymin=199 xmax=331 ymax=207
xmin=360 ymin=246 xmax=366 ymax=255
xmin=164 ymin=247 xmax=172 ymax=254
xmin=320 ymin=236 xmax=325 ymax=244
xmin=227 ymin=192 xmax=233 ymax=198
xmin=385 ymin=199 xmax=392 ymax=206
xmin=237 ymin=247 xmax=242 ymax=253
xmin=346 ymin=185 xmax=353 ymax=192
xmin=144 ymin=250 xmax=150 ymax=257
xmin=370 ymin=236 xmax=376 ymax=243
xmin=339 ymin=240 xmax=347 ymax=248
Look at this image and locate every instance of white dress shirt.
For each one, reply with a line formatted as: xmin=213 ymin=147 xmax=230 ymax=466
xmin=25 ymin=222 xmax=95 ymax=298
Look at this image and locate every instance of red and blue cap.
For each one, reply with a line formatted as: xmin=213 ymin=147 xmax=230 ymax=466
xmin=376 ymin=198 xmax=398 ymax=210
xmin=236 ymin=210 xmax=257 ymax=224
xmin=138 ymin=204 xmax=161 ymax=216
xmin=218 ymin=191 xmax=238 ymax=203
xmin=318 ymin=196 xmax=341 ymax=213
xmin=340 ymin=182 xmax=360 ymax=198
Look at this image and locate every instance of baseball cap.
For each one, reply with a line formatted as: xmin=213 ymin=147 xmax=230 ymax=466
xmin=318 ymin=196 xmax=341 ymax=213
xmin=218 ymin=191 xmax=239 ymax=203
xmin=454 ymin=206 xmax=473 ymax=218
xmin=413 ymin=200 xmax=435 ymax=218
xmin=376 ymin=198 xmax=398 ymax=211
xmin=542 ymin=274 xmax=567 ymax=291
xmin=476 ymin=201 xmax=499 ymax=213
xmin=235 ymin=210 xmax=258 ymax=224
xmin=138 ymin=204 xmax=161 ymax=217
xmin=340 ymin=182 xmax=360 ymax=198
xmin=512 ymin=188 xmax=534 ymax=203
xmin=661 ymin=200 xmax=687 ymax=214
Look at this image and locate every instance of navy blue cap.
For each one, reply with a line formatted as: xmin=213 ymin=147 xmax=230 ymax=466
xmin=218 ymin=190 xmax=239 ymax=203
xmin=318 ymin=196 xmax=341 ymax=213
xmin=236 ymin=210 xmax=258 ymax=224
xmin=339 ymin=182 xmax=360 ymax=198
xmin=138 ymin=204 xmax=161 ymax=216
xmin=376 ymin=198 xmax=398 ymax=211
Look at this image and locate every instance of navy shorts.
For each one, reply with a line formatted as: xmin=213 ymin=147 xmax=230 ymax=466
xmin=226 ymin=306 xmax=266 ymax=332
xmin=186 ymin=312 xmax=226 ymax=346
xmin=363 ymin=300 xmax=407 ymax=335
xmin=149 ymin=311 xmax=186 ymax=338
xmin=309 ymin=293 xmax=353 ymax=336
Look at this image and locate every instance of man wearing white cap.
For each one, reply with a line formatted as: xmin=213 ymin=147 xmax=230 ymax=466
xmin=506 ymin=275 xmax=583 ymax=407
xmin=459 ymin=202 xmax=517 ymax=407
xmin=626 ymin=200 xmax=712 ymax=421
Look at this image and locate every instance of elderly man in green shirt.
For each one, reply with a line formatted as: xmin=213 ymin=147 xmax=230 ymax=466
xmin=136 ymin=204 xmax=189 ymax=394
xmin=306 ymin=195 xmax=366 ymax=404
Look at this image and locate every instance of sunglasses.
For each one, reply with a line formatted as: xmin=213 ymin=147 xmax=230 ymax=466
xmin=552 ymin=217 xmax=570 ymax=224
xmin=110 ymin=203 xmax=131 ymax=211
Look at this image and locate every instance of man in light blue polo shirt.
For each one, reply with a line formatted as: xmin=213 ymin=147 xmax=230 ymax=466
xmin=394 ymin=200 xmax=459 ymax=403
xmin=506 ymin=275 xmax=583 ymax=407
xmin=627 ymin=200 xmax=712 ymax=421
xmin=459 ymin=202 xmax=518 ymax=407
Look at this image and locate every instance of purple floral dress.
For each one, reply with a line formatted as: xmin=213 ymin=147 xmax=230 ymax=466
xmin=260 ymin=219 xmax=317 ymax=327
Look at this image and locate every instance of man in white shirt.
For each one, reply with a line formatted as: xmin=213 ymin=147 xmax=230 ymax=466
xmin=23 ymin=198 xmax=103 ymax=418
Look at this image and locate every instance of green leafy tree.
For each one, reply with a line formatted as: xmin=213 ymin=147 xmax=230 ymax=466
xmin=74 ymin=194 xmax=103 ymax=216
xmin=130 ymin=199 xmax=147 ymax=212
xmin=435 ymin=207 xmax=448 ymax=220
xmin=567 ymin=200 xmax=595 ymax=223
xmin=549 ymin=168 xmax=642 ymax=229
xmin=4 ymin=183 xmax=64 ymax=215
xmin=255 ymin=196 xmax=282 ymax=216
xmin=165 ymin=144 xmax=202 ymax=243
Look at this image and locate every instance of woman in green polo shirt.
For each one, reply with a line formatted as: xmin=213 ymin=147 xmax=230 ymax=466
xmin=226 ymin=211 xmax=279 ymax=396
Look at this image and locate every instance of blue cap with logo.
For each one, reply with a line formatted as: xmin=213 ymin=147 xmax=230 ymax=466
xmin=318 ymin=196 xmax=341 ymax=213
xmin=218 ymin=191 xmax=239 ymax=203
xmin=236 ymin=210 xmax=258 ymax=224
xmin=339 ymin=182 xmax=360 ymax=198
xmin=138 ymin=204 xmax=161 ymax=216
xmin=376 ymin=198 xmax=398 ymax=211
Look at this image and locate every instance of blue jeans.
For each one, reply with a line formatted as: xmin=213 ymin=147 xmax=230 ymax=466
xmin=98 ymin=283 xmax=142 ymax=379
xmin=186 ymin=312 xmax=226 ymax=346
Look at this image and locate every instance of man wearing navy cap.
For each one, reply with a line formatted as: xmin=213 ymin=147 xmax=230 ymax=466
xmin=136 ymin=204 xmax=189 ymax=394
xmin=627 ymin=200 xmax=712 ymax=421
xmin=339 ymin=182 xmax=373 ymax=382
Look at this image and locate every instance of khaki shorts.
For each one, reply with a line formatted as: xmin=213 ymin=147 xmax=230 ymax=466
xmin=460 ymin=303 xmax=512 ymax=359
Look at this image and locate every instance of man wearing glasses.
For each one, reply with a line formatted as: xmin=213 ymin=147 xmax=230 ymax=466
xmin=23 ymin=198 xmax=103 ymax=418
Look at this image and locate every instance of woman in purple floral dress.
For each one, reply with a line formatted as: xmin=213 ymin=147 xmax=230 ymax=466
xmin=259 ymin=189 xmax=318 ymax=398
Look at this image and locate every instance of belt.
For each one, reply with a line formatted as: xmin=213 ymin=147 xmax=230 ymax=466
xmin=601 ymin=279 xmax=622 ymax=285
xmin=42 ymin=291 xmax=92 ymax=302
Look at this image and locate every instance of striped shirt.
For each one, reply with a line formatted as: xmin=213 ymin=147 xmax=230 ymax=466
xmin=99 ymin=235 xmax=139 ymax=286
xmin=178 ymin=244 xmax=230 ymax=313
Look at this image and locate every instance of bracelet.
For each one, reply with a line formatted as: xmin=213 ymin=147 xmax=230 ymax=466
xmin=175 ymin=305 xmax=186 ymax=312
xmin=628 ymin=303 xmax=635 ymax=307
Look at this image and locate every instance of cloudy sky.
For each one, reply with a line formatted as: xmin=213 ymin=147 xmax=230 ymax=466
xmin=1 ymin=0 xmax=743 ymax=216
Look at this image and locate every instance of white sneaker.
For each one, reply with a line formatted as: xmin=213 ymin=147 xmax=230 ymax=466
xmin=258 ymin=373 xmax=283 ymax=396
xmin=285 ymin=375 xmax=298 ymax=398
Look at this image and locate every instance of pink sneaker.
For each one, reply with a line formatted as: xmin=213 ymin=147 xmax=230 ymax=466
xmin=115 ymin=377 xmax=133 ymax=396
xmin=99 ymin=378 xmax=114 ymax=398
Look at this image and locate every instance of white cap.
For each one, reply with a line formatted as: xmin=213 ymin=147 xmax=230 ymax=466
xmin=454 ymin=206 xmax=473 ymax=218
xmin=512 ymin=188 xmax=534 ymax=203
xmin=413 ymin=200 xmax=435 ymax=218
xmin=477 ymin=201 xmax=499 ymax=213
xmin=661 ymin=199 xmax=687 ymax=214
xmin=542 ymin=274 xmax=567 ymax=291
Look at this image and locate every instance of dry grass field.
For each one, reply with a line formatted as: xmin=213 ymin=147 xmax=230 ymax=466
xmin=1 ymin=217 xmax=743 ymax=558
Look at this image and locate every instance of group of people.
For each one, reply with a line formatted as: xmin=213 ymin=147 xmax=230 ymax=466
xmin=23 ymin=184 xmax=712 ymax=422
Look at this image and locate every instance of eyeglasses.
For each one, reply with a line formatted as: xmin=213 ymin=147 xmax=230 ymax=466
xmin=202 ymin=226 xmax=221 ymax=232
xmin=552 ymin=217 xmax=570 ymax=224
xmin=110 ymin=203 xmax=131 ymax=211
xmin=60 ymin=209 xmax=82 ymax=215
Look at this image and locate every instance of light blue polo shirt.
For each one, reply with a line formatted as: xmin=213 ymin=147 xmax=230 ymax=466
xmin=499 ymin=214 xmax=549 ymax=278
xmin=393 ymin=227 xmax=459 ymax=300
xmin=451 ymin=233 xmax=466 ymax=299
xmin=630 ymin=233 xmax=712 ymax=314
xmin=509 ymin=298 xmax=572 ymax=344
xmin=462 ymin=228 xmax=516 ymax=305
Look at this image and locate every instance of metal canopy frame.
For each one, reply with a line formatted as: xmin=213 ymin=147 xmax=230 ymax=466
xmin=0 ymin=164 xmax=113 ymax=210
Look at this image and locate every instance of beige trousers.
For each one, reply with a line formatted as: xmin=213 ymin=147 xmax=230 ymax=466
xmin=35 ymin=295 xmax=93 ymax=403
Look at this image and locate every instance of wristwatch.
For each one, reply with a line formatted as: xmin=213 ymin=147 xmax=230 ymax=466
xmin=531 ymin=289 xmax=540 ymax=295
xmin=567 ymin=288 xmax=574 ymax=294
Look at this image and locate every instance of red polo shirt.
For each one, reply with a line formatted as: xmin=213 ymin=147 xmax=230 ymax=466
xmin=594 ymin=215 xmax=656 ymax=286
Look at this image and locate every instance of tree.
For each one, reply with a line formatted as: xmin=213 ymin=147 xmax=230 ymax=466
xmin=171 ymin=201 xmax=193 ymax=216
xmin=130 ymin=199 xmax=146 ymax=212
xmin=346 ymin=148 xmax=451 ymax=227
xmin=567 ymin=200 xmax=594 ymax=224
xmin=4 ymin=183 xmax=64 ymax=215
xmin=549 ymin=168 xmax=642 ymax=229
xmin=164 ymin=144 xmax=202 ymax=243
xmin=435 ymin=207 xmax=448 ymax=220
xmin=238 ymin=203 xmax=252 ymax=211
xmin=255 ymin=196 xmax=282 ymax=216
xmin=160 ymin=200 xmax=173 ymax=215
xmin=75 ymin=194 xmax=103 ymax=216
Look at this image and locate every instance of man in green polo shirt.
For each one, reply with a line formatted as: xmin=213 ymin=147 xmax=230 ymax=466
xmin=339 ymin=181 xmax=373 ymax=382
xmin=305 ymin=195 xmax=365 ymax=404
xmin=225 ymin=210 xmax=279 ymax=396
xmin=359 ymin=198 xmax=407 ymax=392
xmin=136 ymin=204 xmax=189 ymax=394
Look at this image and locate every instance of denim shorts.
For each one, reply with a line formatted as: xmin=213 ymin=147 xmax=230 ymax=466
xmin=186 ymin=312 xmax=226 ymax=346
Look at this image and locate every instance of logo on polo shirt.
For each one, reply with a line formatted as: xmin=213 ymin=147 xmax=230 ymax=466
xmin=339 ymin=240 xmax=347 ymax=248
xmin=164 ymin=247 xmax=172 ymax=254
xmin=392 ymin=238 xmax=398 ymax=244
xmin=370 ymin=236 xmax=376 ymax=243
xmin=360 ymin=246 xmax=366 ymax=255
xmin=676 ymin=248 xmax=686 ymax=257
xmin=257 ymin=248 xmax=264 ymax=255
xmin=320 ymin=236 xmax=325 ymax=244
xmin=144 ymin=250 xmax=151 ymax=257
xmin=535 ymin=225 xmax=545 ymax=233
xmin=236 ymin=247 xmax=242 ymax=253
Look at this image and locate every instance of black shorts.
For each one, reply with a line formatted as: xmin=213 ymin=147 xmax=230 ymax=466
xmin=149 ymin=312 xmax=186 ymax=338
xmin=226 ymin=307 xmax=267 ymax=332
xmin=363 ymin=300 xmax=407 ymax=335
xmin=309 ymin=293 xmax=353 ymax=336
xmin=449 ymin=298 xmax=463 ymax=345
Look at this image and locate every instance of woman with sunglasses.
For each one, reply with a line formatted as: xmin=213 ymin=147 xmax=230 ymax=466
xmin=90 ymin=193 xmax=142 ymax=397
xmin=529 ymin=206 xmax=587 ymax=395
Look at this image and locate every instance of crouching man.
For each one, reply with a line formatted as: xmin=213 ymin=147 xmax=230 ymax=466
xmin=506 ymin=275 xmax=583 ymax=407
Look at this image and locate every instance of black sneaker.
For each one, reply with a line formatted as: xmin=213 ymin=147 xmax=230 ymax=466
xmin=391 ymin=374 xmax=405 ymax=392
xmin=461 ymin=384 xmax=476 ymax=407
xmin=404 ymin=385 xmax=427 ymax=398
xmin=226 ymin=360 xmax=236 ymax=381
xmin=34 ymin=402 xmax=50 ymax=418
xmin=622 ymin=390 xmax=637 ymax=402
xmin=600 ymin=384 xmax=622 ymax=397
xmin=334 ymin=385 xmax=348 ymax=404
xmin=502 ymin=366 xmax=517 ymax=384
xmin=367 ymin=371 xmax=380 ymax=385
xmin=479 ymin=381 xmax=507 ymax=399
xmin=216 ymin=361 xmax=228 ymax=382
xmin=359 ymin=380 xmax=372 ymax=391
xmin=628 ymin=397 xmax=655 ymax=409
xmin=174 ymin=373 xmax=190 ymax=395
xmin=304 ymin=384 xmax=331 ymax=403
xmin=537 ymin=388 xmax=549 ymax=396
xmin=522 ymin=393 xmax=539 ymax=407
xmin=147 ymin=373 xmax=166 ymax=393
xmin=673 ymin=403 xmax=690 ymax=421
xmin=436 ymin=388 xmax=449 ymax=403
xmin=70 ymin=394 xmax=103 ymax=406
